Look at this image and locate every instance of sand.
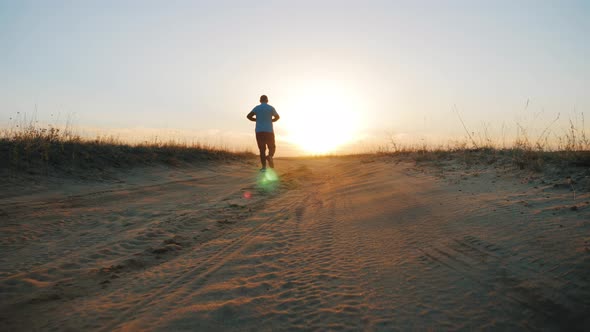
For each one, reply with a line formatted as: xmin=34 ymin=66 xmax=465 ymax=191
xmin=1 ymin=156 xmax=589 ymax=331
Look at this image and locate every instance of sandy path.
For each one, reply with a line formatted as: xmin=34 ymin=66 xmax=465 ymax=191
xmin=1 ymin=157 xmax=589 ymax=331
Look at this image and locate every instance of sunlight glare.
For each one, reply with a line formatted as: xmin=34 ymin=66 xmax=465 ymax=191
xmin=283 ymin=81 xmax=362 ymax=154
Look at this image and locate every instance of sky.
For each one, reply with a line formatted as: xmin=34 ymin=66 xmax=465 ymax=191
xmin=1 ymin=0 xmax=589 ymax=155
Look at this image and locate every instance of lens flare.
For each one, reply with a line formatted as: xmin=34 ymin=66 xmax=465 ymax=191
xmin=256 ymin=168 xmax=280 ymax=192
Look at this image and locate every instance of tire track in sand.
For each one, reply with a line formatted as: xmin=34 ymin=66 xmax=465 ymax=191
xmin=418 ymin=235 xmax=589 ymax=329
xmin=0 ymin=174 xmax=222 ymax=214
xmin=0 ymin=175 xmax=248 ymax=283
xmin=100 ymin=189 xmax=305 ymax=332
xmin=240 ymin=167 xmax=372 ymax=330
xmin=108 ymin=167 xmax=372 ymax=331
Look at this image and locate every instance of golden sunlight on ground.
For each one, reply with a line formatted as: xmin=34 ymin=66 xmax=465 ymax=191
xmin=282 ymin=81 xmax=363 ymax=154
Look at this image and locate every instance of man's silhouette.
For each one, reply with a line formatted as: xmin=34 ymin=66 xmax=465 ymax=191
xmin=247 ymin=95 xmax=280 ymax=171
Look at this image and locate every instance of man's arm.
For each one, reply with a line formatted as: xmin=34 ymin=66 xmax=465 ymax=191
xmin=271 ymin=108 xmax=280 ymax=122
xmin=247 ymin=110 xmax=256 ymax=122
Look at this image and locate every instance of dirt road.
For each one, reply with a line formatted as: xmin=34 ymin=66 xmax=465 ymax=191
xmin=1 ymin=157 xmax=589 ymax=330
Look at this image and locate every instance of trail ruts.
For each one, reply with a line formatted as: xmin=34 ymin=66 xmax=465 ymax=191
xmin=0 ymin=174 xmax=222 ymax=215
xmin=101 ymin=190 xmax=304 ymax=331
xmin=418 ymin=235 xmax=589 ymax=330
xmin=0 ymin=175 xmax=248 ymax=283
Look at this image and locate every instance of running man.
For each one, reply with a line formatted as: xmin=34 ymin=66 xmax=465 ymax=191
xmin=247 ymin=95 xmax=280 ymax=171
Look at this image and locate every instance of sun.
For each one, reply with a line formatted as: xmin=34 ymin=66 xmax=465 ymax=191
xmin=283 ymin=82 xmax=362 ymax=154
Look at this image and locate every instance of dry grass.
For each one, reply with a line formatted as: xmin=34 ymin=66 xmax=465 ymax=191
xmin=0 ymin=120 xmax=254 ymax=177
xmin=377 ymin=113 xmax=590 ymax=172
xmin=2 ymin=110 xmax=588 ymax=178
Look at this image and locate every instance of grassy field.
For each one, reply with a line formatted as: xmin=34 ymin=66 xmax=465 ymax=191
xmin=0 ymin=122 xmax=255 ymax=177
xmin=374 ymin=114 xmax=590 ymax=172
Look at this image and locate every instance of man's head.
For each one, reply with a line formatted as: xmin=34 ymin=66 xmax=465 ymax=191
xmin=260 ymin=95 xmax=268 ymax=103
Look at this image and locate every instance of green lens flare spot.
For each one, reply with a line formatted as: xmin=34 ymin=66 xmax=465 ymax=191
xmin=256 ymin=168 xmax=280 ymax=192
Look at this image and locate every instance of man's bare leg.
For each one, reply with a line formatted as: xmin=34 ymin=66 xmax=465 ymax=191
xmin=266 ymin=155 xmax=274 ymax=168
xmin=259 ymin=148 xmax=267 ymax=169
xmin=267 ymin=142 xmax=276 ymax=168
